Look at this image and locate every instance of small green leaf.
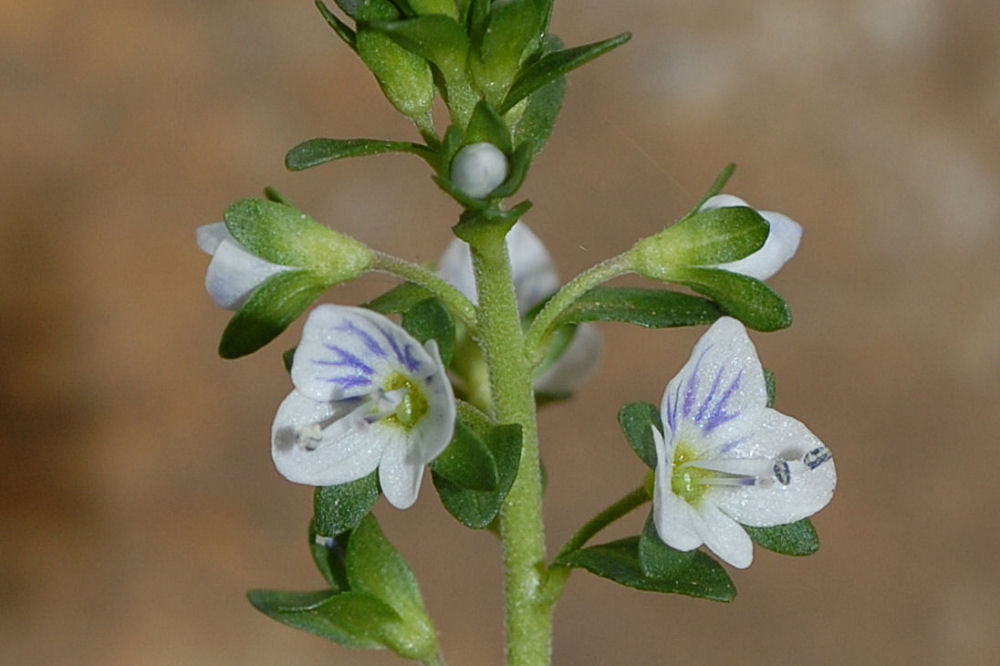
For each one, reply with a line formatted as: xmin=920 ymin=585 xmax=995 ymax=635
xmin=451 ymin=200 xmax=532 ymax=241
xmin=631 ymin=206 xmax=769 ymax=276
xmin=401 ymin=297 xmax=456 ymax=366
xmin=500 ymin=32 xmax=631 ymax=113
xmin=672 ymin=267 xmax=792 ymax=332
xmin=219 ymin=270 xmax=327 ymax=359
xmin=368 ymin=15 xmax=470 ymax=82
xmin=430 ymin=420 xmax=499 ymax=491
xmin=316 ymin=0 xmax=358 ymax=50
xmin=464 ymin=101 xmax=513 ymax=154
xmin=510 ymin=73 xmax=565 ymax=158
xmin=433 ymin=422 xmax=522 ymax=528
xmin=557 ymin=537 xmax=736 ymax=602
xmin=248 ymin=588 xmax=400 ymax=650
xmin=473 ymin=0 xmax=542 ymax=97
xmin=487 ymin=140 xmax=533 ymax=199
xmin=638 ymin=514 xmax=699 ymax=578
xmin=554 ymin=287 xmax=723 ymax=329
xmin=408 ymin=0 xmax=458 ymax=19
xmin=285 ymin=138 xmax=432 ymax=171
xmin=364 ymin=282 xmax=433 ymax=315
xmin=743 ymin=518 xmax=819 ymax=556
xmin=313 ymin=471 xmax=380 ymax=537
xmin=224 ymin=199 xmax=372 ymax=281
xmin=346 ymin=515 xmax=432 ymax=637
xmin=332 ymin=0 xmax=363 ymax=19
xmin=617 ymin=402 xmax=660 ymax=469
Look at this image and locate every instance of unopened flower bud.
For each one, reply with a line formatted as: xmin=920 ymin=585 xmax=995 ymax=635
xmin=450 ymin=142 xmax=508 ymax=198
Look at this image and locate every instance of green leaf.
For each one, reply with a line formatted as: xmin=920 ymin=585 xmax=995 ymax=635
xmin=450 ymin=200 xmax=532 ymax=240
xmin=368 ymin=15 xmax=470 ymax=82
xmin=510 ymin=74 xmax=565 ymax=158
xmin=430 ymin=420 xmax=499 ymax=491
xmin=407 ymin=0 xmax=458 ymax=19
xmin=401 ymin=297 xmax=456 ymax=366
xmin=473 ymin=0 xmax=542 ymax=97
xmin=285 ymin=138 xmax=432 ymax=171
xmin=638 ymin=514 xmax=700 ymax=578
xmin=487 ymin=140 xmax=533 ymax=199
xmin=464 ymin=101 xmax=513 ymax=154
xmin=743 ymin=518 xmax=819 ymax=556
xmin=617 ymin=402 xmax=660 ymax=469
xmin=554 ymin=287 xmax=723 ymax=329
xmin=313 ymin=471 xmax=380 ymax=537
xmin=557 ymin=536 xmax=736 ymax=602
xmin=672 ymin=267 xmax=792 ymax=332
xmin=500 ymin=32 xmax=631 ymax=113
xmin=219 ymin=270 xmax=327 ymax=359
xmin=364 ymin=282 xmax=433 ymax=315
xmin=332 ymin=0 xmax=363 ymax=19
xmin=346 ymin=515 xmax=432 ymax=633
xmin=433 ymin=422 xmax=522 ymax=528
xmin=631 ymin=206 xmax=769 ymax=275
xmin=223 ymin=199 xmax=372 ymax=281
xmin=247 ymin=588 xmax=401 ymax=650
xmin=316 ymin=0 xmax=358 ymax=50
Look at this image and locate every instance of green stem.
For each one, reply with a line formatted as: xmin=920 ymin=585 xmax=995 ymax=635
xmin=370 ymin=251 xmax=479 ymax=333
xmin=543 ymin=485 xmax=650 ymax=602
xmin=468 ymin=226 xmax=551 ymax=666
xmin=523 ymin=251 xmax=633 ymax=367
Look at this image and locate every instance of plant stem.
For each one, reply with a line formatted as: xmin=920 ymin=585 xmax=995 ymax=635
xmin=543 ymin=485 xmax=650 ymax=602
xmin=370 ymin=251 xmax=479 ymax=333
xmin=468 ymin=226 xmax=551 ymax=666
xmin=523 ymin=251 xmax=633 ymax=367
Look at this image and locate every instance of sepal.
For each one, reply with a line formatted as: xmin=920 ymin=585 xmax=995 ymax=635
xmin=554 ymin=535 xmax=736 ymax=602
xmin=285 ymin=137 xmax=433 ymax=171
xmin=401 ymin=297 xmax=456 ymax=366
xmin=551 ymin=286 xmax=723 ymax=330
xmin=669 ymin=267 xmax=792 ymax=332
xmin=742 ymin=518 xmax=819 ymax=556
xmin=617 ymin=402 xmax=660 ymax=469
xmin=313 ymin=472 xmax=380 ymax=537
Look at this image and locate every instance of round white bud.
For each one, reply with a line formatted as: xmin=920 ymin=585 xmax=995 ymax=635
xmin=450 ymin=142 xmax=508 ymax=198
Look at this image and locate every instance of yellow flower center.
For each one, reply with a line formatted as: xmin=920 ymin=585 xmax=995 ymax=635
xmin=381 ymin=373 xmax=429 ymax=430
xmin=670 ymin=441 xmax=716 ymax=505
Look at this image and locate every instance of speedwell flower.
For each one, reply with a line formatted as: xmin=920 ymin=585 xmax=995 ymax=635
xmin=196 ymin=222 xmax=292 ymax=310
xmin=699 ymin=194 xmax=802 ymax=280
xmin=436 ymin=222 xmax=601 ymax=394
xmin=271 ymin=305 xmax=455 ymax=509
xmin=652 ymin=316 xmax=835 ymax=568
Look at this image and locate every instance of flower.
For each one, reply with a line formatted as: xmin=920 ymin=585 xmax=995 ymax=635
xmin=652 ymin=316 xmax=835 ymax=568
xmin=450 ymin=142 xmax=509 ymax=198
xmin=196 ymin=222 xmax=292 ymax=310
xmin=699 ymin=194 xmax=802 ymax=280
xmin=436 ymin=222 xmax=601 ymax=394
xmin=271 ymin=305 xmax=456 ymax=509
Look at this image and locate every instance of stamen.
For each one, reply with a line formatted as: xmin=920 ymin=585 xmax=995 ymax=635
xmin=773 ymin=460 xmax=791 ymax=485
xmin=296 ymin=423 xmax=324 ymax=451
xmin=803 ymin=446 xmax=832 ymax=470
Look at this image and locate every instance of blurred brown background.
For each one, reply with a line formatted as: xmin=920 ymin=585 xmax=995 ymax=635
xmin=2 ymin=1 xmax=998 ymax=664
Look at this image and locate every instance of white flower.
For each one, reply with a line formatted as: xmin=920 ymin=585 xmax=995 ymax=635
xmin=700 ymin=194 xmax=802 ymax=280
xmin=196 ymin=222 xmax=292 ymax=310
xmin=271 ymin=305 xmax=456 ymax=509
xmin=436 ymin=222 xmax=601 ymax=394
xmin=652 ymin=317 xmax=835 ymax=568
xmin=450 ymin=142 xmax=509 ymax=198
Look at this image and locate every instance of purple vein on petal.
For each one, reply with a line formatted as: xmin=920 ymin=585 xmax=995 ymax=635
xmin=682 ymin=346 xmax=710 ymax=419
xmin=374 ymin=323 xmax=421 ymax=374
xmin=702 ymin=369 xmax=743 ymax=433
xmin=318 ymin=344 xmax=376 ymax=375
xmin=336 ymin=320 xmax=387 ymax=359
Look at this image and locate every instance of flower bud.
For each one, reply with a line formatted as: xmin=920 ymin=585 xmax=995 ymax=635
xmin=450 ymin=142 xmax=508 ymax=198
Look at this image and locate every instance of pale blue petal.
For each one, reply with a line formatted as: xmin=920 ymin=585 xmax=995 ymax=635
xmin=450 ymin=142 xmax=508 ymax=198
xmin=199 ymin=224 xmax=290 ymax=310
xmin=271 ymin=390 xmax=387 ymax=486
xmin=694 ymin=501 xmax=754 ymax=568
xmin=653 ymin=482 xmax=703 ymax=552
xmin=533 ymin=323 xmax=602 ymax=394
xmin=700 ymin=195 xmax=802 ymax=280
xmin=659 ymin=317 xmax=767 ymax=443
xmin=713 ymin=409 xmax=836 ymax=526
xmin=292 ymin=305 xmax=435 ymax=402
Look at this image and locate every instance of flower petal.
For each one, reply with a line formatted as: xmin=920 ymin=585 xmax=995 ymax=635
xmin=378 ymin=434 xmax=426 ymax=509
xmin=659 ymin=317 xmax=767 ymax=445
xmin=533 ymin=323 xmax=602 ymax=395
xmin=271 ymin=391 xmax=387 ymax=486
xmin=202 ymin=233 xmax=291 ymax=310
xmin=700 ymin=195 xmax=802 ymax=280
xmin=196 ymin=222 xmax=228 ymax=254
xmin=291 ymin=305 xmax=438 ymax=402
xmin=712 ymin=409 xmax=836 ymax=527
xmin=653 ymin=481 xmax=703 ymax=551
xmin=436 ymin=222 xmax=559 ymax=313
xmin=694 ymin=501 xmax=754 ymax=568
